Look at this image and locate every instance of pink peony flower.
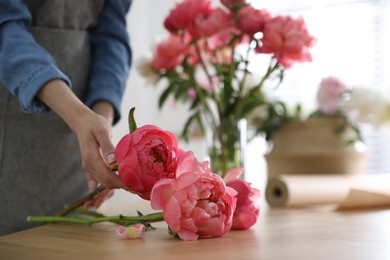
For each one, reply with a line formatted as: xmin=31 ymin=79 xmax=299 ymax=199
xmin=151 ymin=151 xmax=237 ymax=241
xmin=116 ymin=224 xmax=146 ymax=239
xmin=190 ymin=26 xmax=240 ymax=65
xmin=208 ymin=25 xmax=241 ymax=50
xmin=115 ymin=125 xmax=183 ymax=200
xmin=237 ymin=6 xmax=270 ymax=35
xmin=256 ymin=16 xmax=316 ymax=68
xmin=188 ymin=8 xmax=233 ymax=39
xmin=224 ymin=168 xmax=261 ymax=230
xmin=317 ymin=76 xmax=348 ymax=114
xmin=151 ymin=34 xmax=187 ymax=70
xmin=164 ymin=0 xmax=213 ymax=33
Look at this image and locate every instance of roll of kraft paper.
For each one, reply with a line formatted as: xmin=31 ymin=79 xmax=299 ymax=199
xmin=265 ymin=174 xmax=390 ymax=207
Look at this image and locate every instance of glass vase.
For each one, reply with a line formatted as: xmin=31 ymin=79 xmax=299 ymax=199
xmin=205 ymin=118 xmax=247 ymax=178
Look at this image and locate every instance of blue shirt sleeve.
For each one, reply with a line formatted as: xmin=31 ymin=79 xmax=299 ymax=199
xmin=0 ymin=0 xmax=132 ymax=124
xmin=85 ymin=0 xmax=133 ymax=125
xmin=0 ymin=0 xmax=71 ymax=114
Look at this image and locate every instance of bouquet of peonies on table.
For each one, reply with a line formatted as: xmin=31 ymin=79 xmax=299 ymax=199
xmin=29 ymin=108 xmax=260 ymax=241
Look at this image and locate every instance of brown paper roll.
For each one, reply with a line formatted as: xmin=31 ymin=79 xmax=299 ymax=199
xmin=265 ymin=174 xmax=390 ymax=207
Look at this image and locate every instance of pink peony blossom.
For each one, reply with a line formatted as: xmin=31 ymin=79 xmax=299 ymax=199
xmin=188 ymin=8 xmax=233 ymax=39
xmin=115 ymin=125 xmax=183 ymax=200
xmin=208 ymin=26 xmax=241 ymax=51
xmin=164 ymin=0 xmax=213 ymax=33
xmin=237 ymin=6 xmax=270 ymax=35
xmin=151 ymin=34 xmax=187 ymax=70
xmin=256 ymin=16 xmax=316 ymax=68
xmin=151 ymin=151 xmax=237 ymax=241
xmin=116 ymin=224 xmax=146 ymax=239
xmin=224 ymin=168 xmax=261 ymax=230
xmin=317 ymin=76 xmax=348 ymax=114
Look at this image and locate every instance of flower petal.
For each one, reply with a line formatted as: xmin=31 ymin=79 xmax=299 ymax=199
xmin=116 ymin=224 xmax=146 ymax=239
xmin=223 ymin=167 xmax=245 ymax=183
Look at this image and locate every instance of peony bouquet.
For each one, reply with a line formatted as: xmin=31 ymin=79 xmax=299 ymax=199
xmin=28 ymin=108 xmax=260 ymax=241
xmin=138 ymin=0 xmax=316 ymax=176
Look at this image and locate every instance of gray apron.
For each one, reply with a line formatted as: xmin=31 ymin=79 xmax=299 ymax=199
xmin=0 ymin=0 xmax=105 ymax=235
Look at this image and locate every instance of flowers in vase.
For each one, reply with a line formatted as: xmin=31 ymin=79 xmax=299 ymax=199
xmin=138 ymin=0 xmax=316 ymax=176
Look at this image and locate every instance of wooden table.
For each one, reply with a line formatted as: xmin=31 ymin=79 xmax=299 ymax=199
xmin=1 ymin=204 xmax=390 ymax=260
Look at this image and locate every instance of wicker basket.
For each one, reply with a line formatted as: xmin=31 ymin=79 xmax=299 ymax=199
xmin=265 ymin=117 xmax=367 ymax=177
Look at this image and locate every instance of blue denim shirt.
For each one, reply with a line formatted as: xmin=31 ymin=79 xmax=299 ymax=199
xmin=0 ymin=0 xmax=132 ymax=124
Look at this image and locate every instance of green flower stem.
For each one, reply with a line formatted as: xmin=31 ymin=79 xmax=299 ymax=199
xmin=57 ymin=163 xmax=120 ymax=217
xmin=194 ymin=41 xmax=214 ymax=91
xmin=27 ymin=212 xmax=164 ymax=226
xmin=57 ymin=185 xmax=105 ymax=217
xmin=190 ymin=42 xmax=220 ymax=136
xmin=238 ymin=38 xmax=254 ymax=93
xmin=257 ymin=61 xmax=279 ymax=90
xmin=246 ymin=60 xmax=280 ymax=100
xmin=193 ymin=42 xmax=222 ymax=132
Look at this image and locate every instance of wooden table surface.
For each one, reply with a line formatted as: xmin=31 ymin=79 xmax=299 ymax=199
xmin=1 ymin=204 xmax=390 ymax=260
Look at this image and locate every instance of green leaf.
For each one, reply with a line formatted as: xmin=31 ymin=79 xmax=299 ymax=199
xmin=168 ymin=226 xmax=179 ymax=238
xmin=137 ymin=210 xmax=156 ymax=231
xmin=158 ymin=85 xmax=175 ymax=108
xmin=128 ymin=107 xmax=137 ymax=134
xmin=181 ymin=112 xmax=204 ymax=142
xmin=194 ymin=113 xmax=205 ymax=135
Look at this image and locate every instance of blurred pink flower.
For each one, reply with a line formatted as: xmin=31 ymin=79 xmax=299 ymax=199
xmin=237 ymin=6 xmax=270 ymax=35
xmin=115 ymin=125 xmax=183 ymax=200
xmin=317 ymin=76 xmax=348 ymax=114
xmin=116 ymin=224 xmax=146 ymax=239
xmin=256 ymin=16 xmax=316 ymax=68
xmin=164 ymin=0 xmax=212 ymax=33
xmin=224 ymin=168 xmax=260 ymax=230
xmin=188 ymin=8 xmax=233 ymax=39
xmin=151 ymin=35 xmax=186 ymax=70
xmin=151 ymin=151 xmax=237 ymax=240
xmin=187 ymin=88 xmax=197 ymax=99
xmin=208 ymin=26 xmax=241 ymax=50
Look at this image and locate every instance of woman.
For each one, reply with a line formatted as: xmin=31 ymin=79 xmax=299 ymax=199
xmin=0 ymin=0 xmax=132 ymax=235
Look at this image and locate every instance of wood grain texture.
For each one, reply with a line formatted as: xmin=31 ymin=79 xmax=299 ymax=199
xmin=1 ymin=206 xmax=390 ymax=260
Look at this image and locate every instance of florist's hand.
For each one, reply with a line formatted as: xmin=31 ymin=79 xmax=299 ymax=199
xmin=83 ymin=188 xmax=115 ymax=209
xmin=37 ymin=80 xmax=127 ymax=190
xmin=73 ymin=111 xmax=126 ymax=190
